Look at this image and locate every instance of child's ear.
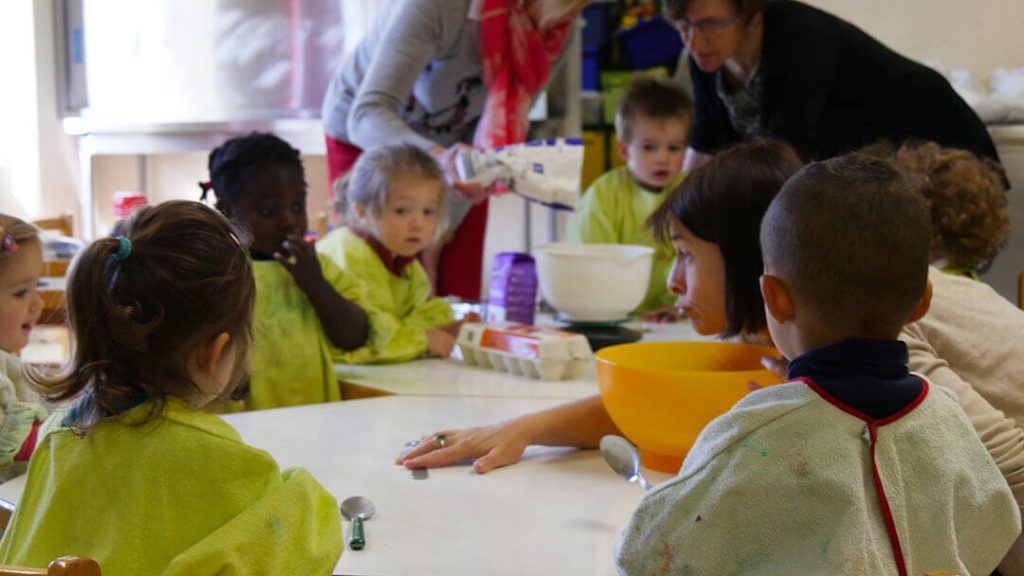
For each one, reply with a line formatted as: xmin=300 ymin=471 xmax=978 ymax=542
xmin=352 ymin=201 xmax=369 ymax=222
xmin=617 ymin=138 xmax=630 ymax=163
xmin=906 ymin=280 xmax=933 ymax=324
xmin=197 ymin=332 xmax=232 ymax=376
xmin=760 ymin=274 xmax=795 ymax=324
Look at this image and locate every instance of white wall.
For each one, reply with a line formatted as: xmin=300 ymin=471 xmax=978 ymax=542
xmin=0 ymin=1 xmax=41 ymax=219
xmin=0 ymin=1 xmax=79 ymax=231
xmin=34 ymin=1 xmax=79 ymax=231
xmin=805 ymin=0 xmax=1023 ymax=80
xmin=981 ymin=127 xmax=1024 ymax=301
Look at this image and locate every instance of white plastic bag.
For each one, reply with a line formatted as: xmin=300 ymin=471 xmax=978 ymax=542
xmin=457 ymin=138 xmax=584 ymax=210
xmin=991 ymin=67 xmax=1024 ymax=123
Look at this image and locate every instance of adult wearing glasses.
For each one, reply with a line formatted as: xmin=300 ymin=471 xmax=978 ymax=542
xmin=671 ymin=0 xmax=1000 ymax=171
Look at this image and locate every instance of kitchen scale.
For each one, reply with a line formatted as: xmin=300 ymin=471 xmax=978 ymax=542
xmin=556 ymin=315 xmax=643 ymax=351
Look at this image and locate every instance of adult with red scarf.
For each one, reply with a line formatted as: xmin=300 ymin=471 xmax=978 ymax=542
xmin=322 ymin=0 xmax=588 ymax=298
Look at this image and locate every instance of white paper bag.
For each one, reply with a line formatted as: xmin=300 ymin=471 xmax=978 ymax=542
xmin=457 ymin=138 xmax=584 ymax=210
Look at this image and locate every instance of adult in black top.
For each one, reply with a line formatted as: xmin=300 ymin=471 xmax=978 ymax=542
xmin=668 ymin=0 xmax=999 ymax=170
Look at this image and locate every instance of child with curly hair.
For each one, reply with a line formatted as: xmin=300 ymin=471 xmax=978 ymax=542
xmin=894 ymin=140 xmax=1009 ymax=278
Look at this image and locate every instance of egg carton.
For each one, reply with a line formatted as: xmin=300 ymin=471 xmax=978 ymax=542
xmin=456 ymin=322 xmax=594 ymax=381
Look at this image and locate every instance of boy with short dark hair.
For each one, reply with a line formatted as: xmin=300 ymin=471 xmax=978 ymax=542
xmin=615 ymin=153 xmax=1020 ymax=575
xmin=564 ymin=76 xmax=691 ymax=319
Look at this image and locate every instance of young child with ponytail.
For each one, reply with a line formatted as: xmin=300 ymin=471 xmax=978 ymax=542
xmin=0 ymin=201 xmax=343 ymax=574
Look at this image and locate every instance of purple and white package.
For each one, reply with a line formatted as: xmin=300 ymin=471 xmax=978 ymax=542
xmin=487 ymin=252 xmax=538 ymax=325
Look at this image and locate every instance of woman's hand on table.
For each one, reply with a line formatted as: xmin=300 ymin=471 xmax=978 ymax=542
xmin=397 ymin=396 xmax=619 ymax=473
xmin=396 ymin=421 xmax=531 ymax=474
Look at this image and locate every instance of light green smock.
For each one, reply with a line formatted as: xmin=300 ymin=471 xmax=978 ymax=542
xmin=250 ymin=255 xmax=366 ymax=409
xmin=563 ymin=165 xmax=683 ymax=312
xmin=318 ymin=228 xmax=453 ymax=364
xmin=0 ymin=399 xmax=343 ymax=575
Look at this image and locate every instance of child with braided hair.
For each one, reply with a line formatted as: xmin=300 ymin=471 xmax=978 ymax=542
xmin=202 ymin=132 xmax=376 ymax=409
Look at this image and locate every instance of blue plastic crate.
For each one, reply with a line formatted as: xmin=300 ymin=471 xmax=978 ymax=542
xmin=582 ymin=47 xmax=600 ymax=90
xmin=616 ymin=14 xmax=684 ymax=71
xmin=581 ymin=2 xmax=613 ymax=48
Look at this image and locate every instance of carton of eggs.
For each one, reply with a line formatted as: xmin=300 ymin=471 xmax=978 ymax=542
xmin=456 ymin=323 xmax=594 ymax=381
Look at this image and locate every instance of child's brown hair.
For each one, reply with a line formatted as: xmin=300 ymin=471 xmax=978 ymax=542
xmin=894 ymin=141 xmax=1008 ymax=271
xmin=615 ymin=76 xmax=693 ymax=143
xmin=648 ymin=138 xmax=803 ymax=337
xmin=33 ymin=201 xmax=255 ymax=431
xmin=0 ymin=214 xmax=40 ymax=273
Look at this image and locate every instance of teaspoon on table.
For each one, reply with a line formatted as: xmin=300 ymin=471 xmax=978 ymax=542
xmin=340 ymin=495 xmax=376 ymax=550
xmin=600 ymin=435 xmax=652 ymax=491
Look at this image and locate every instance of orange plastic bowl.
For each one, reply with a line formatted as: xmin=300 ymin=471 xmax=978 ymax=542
xmin=596 ymin=341 xmax=783 ymax=473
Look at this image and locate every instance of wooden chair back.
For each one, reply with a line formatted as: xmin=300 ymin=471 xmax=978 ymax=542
xmin=37 ymin=290 xmax=66 ymax=326
xmin=28 ymin=214 xmax=76 ymax=326
xmin=41 ymin=261 xmax=70 ymax=278
xmin=38 ymin=260 xmax=70 ymax=326
xmin=30 ymin=216 xmax=74 ymax=321
xmin=31 ymin=214 xmax=73 ymax=238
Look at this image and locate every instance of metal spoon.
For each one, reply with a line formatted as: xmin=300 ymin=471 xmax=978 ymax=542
xmin=600 ymin=435 xmax=652 ymax=491
xmin=340 ymin=496 xmax=376 ymax=550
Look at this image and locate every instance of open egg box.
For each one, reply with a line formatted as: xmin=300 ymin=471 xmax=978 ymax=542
xmin=456 ymin=323 xmax=594 ymax=381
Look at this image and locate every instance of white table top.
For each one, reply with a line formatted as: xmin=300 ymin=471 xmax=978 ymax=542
xmin=0 ymin=396 xmax=675 ymax=576
xmin=335 ymin=318 xmax=711 ymax=399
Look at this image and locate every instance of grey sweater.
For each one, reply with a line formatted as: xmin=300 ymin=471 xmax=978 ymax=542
xmin=322 ymin=0 xmax=485 ymax=151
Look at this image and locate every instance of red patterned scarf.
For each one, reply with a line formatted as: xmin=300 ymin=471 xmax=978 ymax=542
xmin=475 ymin=0 xmax=575 ymax=148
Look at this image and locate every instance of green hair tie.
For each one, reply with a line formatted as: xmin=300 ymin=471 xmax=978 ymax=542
xmin=114 ymin=236 xmax=133 ymax=261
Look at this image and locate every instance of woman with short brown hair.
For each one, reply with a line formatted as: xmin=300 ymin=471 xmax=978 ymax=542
xmin=668 ymin=0 xmax=999 ymax=176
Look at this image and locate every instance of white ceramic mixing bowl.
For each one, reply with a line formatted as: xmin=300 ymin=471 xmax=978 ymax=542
xmin=534 ymin=243 xmax=654 ymax=322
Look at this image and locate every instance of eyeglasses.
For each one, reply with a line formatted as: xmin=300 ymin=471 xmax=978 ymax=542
xmin=675 ymin=15 xmax=739 ymax=40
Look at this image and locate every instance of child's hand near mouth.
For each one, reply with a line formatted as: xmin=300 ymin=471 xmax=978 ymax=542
xmin=276 ymin=234 xmax=325 ymax=294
